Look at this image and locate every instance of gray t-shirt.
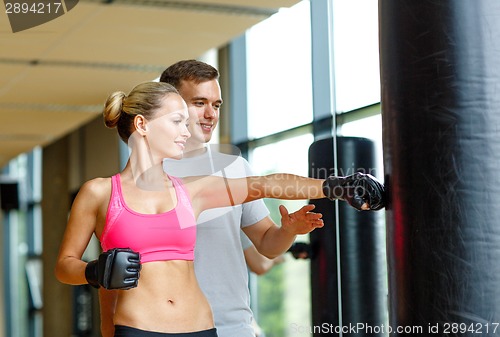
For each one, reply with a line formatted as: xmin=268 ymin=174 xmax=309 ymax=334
xmin=164 ymin=145 xmax=269 ymax=337
xmin=240 ymin=230 xmax=254 ymax=251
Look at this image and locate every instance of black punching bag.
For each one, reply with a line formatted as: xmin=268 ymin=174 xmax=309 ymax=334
xmin=309 ymin=137 xmax=387 ymax=336
xmin=380 ymin=1 xmax=500 ymax=335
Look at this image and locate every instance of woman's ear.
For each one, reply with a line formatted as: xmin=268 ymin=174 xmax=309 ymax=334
xmin=134 ymin=115 xmax=148 ymax=136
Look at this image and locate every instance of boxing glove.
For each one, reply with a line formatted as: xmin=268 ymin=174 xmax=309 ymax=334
xmin=322 ymin=172 xmax=385 ymax=211
xmin=287 ymin=242 xmax=312 ymax=259
xmin=85 ymin=248 xmax=141 ymax=290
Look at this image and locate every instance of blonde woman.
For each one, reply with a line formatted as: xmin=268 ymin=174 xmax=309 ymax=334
xmin=55 ymin=81 xmax=385 ymax=337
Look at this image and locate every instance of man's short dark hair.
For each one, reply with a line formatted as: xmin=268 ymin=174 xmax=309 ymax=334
xmin=160 ymin=60 xmax=219 ymax=89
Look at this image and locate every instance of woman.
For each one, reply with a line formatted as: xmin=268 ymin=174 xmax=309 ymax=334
xmin=55 ymin=82 xmax=384 ymax=337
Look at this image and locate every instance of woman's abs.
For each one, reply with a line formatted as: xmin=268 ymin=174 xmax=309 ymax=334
xmin=113 ymin=261 xmax=214 ymax=333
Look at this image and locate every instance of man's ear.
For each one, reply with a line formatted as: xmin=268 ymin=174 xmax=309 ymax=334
xmin=134 ymin=115 xmax=148 ymax=136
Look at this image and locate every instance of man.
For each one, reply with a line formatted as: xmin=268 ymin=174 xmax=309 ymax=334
xmin=160 ymin=60 xmax=323 ymax=336
xmin=99 ymin=59 xmax=325 ymax=337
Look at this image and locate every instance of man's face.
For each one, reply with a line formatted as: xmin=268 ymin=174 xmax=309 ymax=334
xmin=177 ymin=79 xmax=222 ymax=146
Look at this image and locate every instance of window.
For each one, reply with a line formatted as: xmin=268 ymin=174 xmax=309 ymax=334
xmin=249 ymin=134 xmax=314 ymax=337
xmin=333 ymin=0 xmax=380 ymax=113
xmin=246 ymin=1 xmax=313 ymax=139
xmin=233 ymin=1 xmax=384 ymax=336
xmin=339 ymin=112 xmax=384 ymax=179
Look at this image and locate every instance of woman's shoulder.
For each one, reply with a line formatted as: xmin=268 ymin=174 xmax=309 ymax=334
xmin=78 ymin=176 xmax=113 ymax=200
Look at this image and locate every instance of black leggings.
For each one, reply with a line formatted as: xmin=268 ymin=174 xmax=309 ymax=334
xmin=114 ymin=325 xmax=218 ymax=337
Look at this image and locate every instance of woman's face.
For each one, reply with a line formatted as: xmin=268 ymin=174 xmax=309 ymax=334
xmin=144 ymin=93 xmax=191 ymax=160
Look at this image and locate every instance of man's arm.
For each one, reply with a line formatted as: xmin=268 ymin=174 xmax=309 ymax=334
xmin=242 ymin=204 xmax=323 ymax=259
xmin=244 ymin=244 xmax=285 ymax=275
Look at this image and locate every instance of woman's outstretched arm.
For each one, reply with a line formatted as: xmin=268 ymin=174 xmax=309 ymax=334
xmin=187 ymin=172 xmax=385 ymax=216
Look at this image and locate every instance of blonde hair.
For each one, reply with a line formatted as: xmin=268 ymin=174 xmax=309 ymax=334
xmin=103 ymin=82 xmax=179 ymax=143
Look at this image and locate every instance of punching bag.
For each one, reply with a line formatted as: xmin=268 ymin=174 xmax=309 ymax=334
xmin=309 ymin=137 xmax=387 ymax=336
xmin=380 ymin=1 xmax=500 ymax=335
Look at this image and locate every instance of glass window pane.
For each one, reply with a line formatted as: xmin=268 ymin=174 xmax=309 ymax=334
xmin=250 ymin=133 xmax=313 ymax=176
xmin=333 ymin=0 xmax=380 ymax=112
xmin=339 ymin=114 xmax=384 ymax=179
xmin=246 ymin=1 xmax=313 ymax=139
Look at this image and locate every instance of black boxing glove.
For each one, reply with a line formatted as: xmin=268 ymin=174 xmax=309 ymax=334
xmin=85 ymin=248 xmax=141 ymax=290
xmin=287 ymin=242 xmax=312 ymax=259
xmin=322 ymin=172 xmax=385 ymax=211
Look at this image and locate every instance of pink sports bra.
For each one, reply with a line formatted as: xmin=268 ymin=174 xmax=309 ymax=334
xmin=100 ymin=174 xmax=197 ymax=263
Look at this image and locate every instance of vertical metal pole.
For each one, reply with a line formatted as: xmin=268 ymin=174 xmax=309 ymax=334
xmin=228 ymin=34 xmax=249 ymax=158
xmin=310 ymin=0 xmax=341 ymax=335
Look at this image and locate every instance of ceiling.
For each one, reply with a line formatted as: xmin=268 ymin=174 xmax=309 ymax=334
xmin=0 ymin=0 xmax=301 ymax=168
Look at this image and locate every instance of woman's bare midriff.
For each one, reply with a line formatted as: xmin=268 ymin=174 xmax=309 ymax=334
xmin=113 ymin=260 xmax=214 ymax=333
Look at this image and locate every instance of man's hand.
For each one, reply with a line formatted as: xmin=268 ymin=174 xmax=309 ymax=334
xmin=279 ymin=204 xmax=324 ymax=235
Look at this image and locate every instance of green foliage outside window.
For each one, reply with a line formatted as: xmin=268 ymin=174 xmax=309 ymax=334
xmin=256 ymin=198 xmax=286 ymax=337
xmin=257 ymin=262 xmax=285 ymax=337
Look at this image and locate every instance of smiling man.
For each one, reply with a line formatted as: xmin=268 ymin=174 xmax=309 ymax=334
xmin=158 ymin=60 xmax=323 ymax=337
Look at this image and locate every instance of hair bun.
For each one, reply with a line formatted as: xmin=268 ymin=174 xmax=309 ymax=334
xmin=103 ymin=91 xmax=126 ymax=128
